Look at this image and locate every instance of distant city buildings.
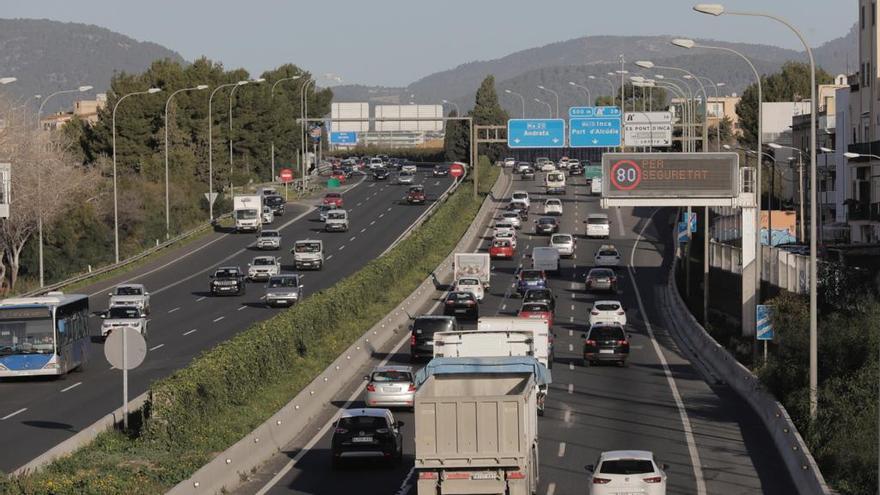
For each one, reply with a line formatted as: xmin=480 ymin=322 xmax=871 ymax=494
xmin=39 ymin=93 xmax=106 ymax=130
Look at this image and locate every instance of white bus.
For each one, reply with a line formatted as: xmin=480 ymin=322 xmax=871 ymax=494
xmin=0 ymin=292 xmax=91 ymax=377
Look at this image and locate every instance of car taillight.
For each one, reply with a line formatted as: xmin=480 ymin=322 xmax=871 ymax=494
xmin=592 ymin=477 xmax=611 ymax=484
xmin=418 ymin=472 xmax=438 ymax=480
xmin=446 ymin=300 xmax=455 ymax=305
xmin=366 ymin=383 xmax=376 ymax=392
xmin=334 ymin=428 xmax=348 ymax=434
xmin=464 ymin=300 xmax=475 ymax=306
xmin=617 ymin=340 xmax=629 ymax=347
xmin=585 ymin=339 xmax=596 ymax=346
xmin=408 ymin=383 xmax=416 ymax=392
xmin=506 ymin=471 xmax=526 ymax=479
xmin=410 ymin=334 xmax=417 ymax=346
xmin=610 ymin=277 xmax=617 ymax=282
xmin=643 ymin=475 xmax=662 ymax=483
xmin=591 ymin=310 xmax=599 ymax=315
xmin=617 ymin=310 xmax=625 ymax=315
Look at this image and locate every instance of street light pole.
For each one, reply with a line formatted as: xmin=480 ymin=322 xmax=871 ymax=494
xmin=208 ymin=81 xmax=247 ymax=221
xmin=112 ymin=87 xmax=161 ymax=264
xmin=300 ymin=79 xmax=316 ymax=186
xmin=568 ymin=81 xmax=592 ymax=106
xmin=164 ymin=84 xmax=208 ymax=239
xmin=636 ymin=60 xmax=708 ymax=151
xmin=537 ymin=85 xmax=559 ymax=118
xmin=504 ymin=90 xmax=525 ymax=118
xmin=770 ymin=143 xmax=808 ymax=242
xmin=534 ymin=98 xmax=552 ymax=118
xmin=441 ymin=99 xmax=460 ymax=116
xmin=270 ymin=76 xmax=302 ymax=183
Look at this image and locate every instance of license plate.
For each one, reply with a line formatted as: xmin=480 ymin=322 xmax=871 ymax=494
xmin=385 ymin=387 xmax=401 ymax=393
xmin=352 ymin=436 xmax=373 ymax=443
xmin=470 ymin=472 xmax=497 ymax=480
xmin=455 ymin=309 xmax=467 ymax=313
xmin=599 ymin=349 xmax=614 ymax=354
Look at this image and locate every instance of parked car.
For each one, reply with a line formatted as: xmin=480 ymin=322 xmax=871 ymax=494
xmin=410 ymin=315 xmax=459 ymax=361
xmin=585 ymin=450 xmax=667 ymax=494
xmin=443 ymin=291 xmax=479 ymax=320
xmin=264 ymin=274 xmax=302 ymax=307
xmin=331 ymin=408 xmax=403 ymax=468
xmin=364 ymin=366 xmax=416 ymax=409
xmin=256 ymin=229 xmax=281 ymax=250
xmin=516 ymin=269 xmax=547 ymax=296
xmin=210 ymin=266 xmax=246 ymax=296
xmin=248 ymin=256 xmax=281 ymax=282
xmin=585 ymin=268 xmax=618 ymax=293
xmin=549 ymin=233 xmax=575 ymax=257
xmin=589 ymin=300 xmax=627 ymax=326
xmin=534 ymin=216 xmax=560 ymax=235
xmin=323 ymin=192 xmax=344 ymax=208
xmin=594 ymin=244 xmax=621 ymax=268
xmin=583 ymin=323 xmax=630 ymax=366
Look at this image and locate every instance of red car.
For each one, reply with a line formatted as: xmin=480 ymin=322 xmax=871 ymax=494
xmin=330 ymin=170 xmax=347 ymax=183
xmin=323 ymin=192 xmax=343 ymax=208
xmin=406 ymin=186 xmax=426 ymax=204
xmin=489 ymin=238 xmax=514 ymax=259
xmin=518 ymin=301 xmax=554 ymax=328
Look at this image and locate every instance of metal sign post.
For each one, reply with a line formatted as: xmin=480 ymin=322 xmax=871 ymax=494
xmin=104 ymin=327 xmax=147 ymax=430
xmin=756 ymin=304 xmax=775 ymax=364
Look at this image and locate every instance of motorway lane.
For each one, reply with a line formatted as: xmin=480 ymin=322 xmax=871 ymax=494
xmin=0 ymin=164 xmax=453 ymax=473
xmin=244 ymin=167 xmax=796 ymax=495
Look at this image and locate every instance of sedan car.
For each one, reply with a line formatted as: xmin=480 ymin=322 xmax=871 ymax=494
xmin=493 ymin=221 xmax=516 ymax=237
xmin=401 ymin=164 xmax=418 ymax=174
xmin=586 ymin=450 xmax=667 ymax=495
xmin=256 ymin=229 xmax=281 ymax=250
xmin=372 ymin=167 xmax=390 ymax=180
xmin=489 ymin=238 xmax=515 ymax=259
xmin=443 ymin=291 xmax=479 ymax=320
xmin=549 ymin=233 xmax=575 ymax=257
xmin=323 ymin=192 xmax=344 ymax=208
xmin=523 ymin=288 xmax=556 ymax=312
xmin=331 ymin=408 xmax=403 ymax=468
xmin=520 ymin=167 xmax=535 ymax=180
xmin=543 ymin=198 xmax=563 ymax=216
xmin=264 ymin=274 xmax=302 ymax=307
xmin=248 ymin=256 xmax=281 ymax=281
xmin=364 ymin=366 xmax=416 ymax=409
xmin=519 ymin=301 xmax=554 ymax=327
xmin=406 ymin=185 xmax=426 ymax=204
xmin=397 ymin=170 xmax=416 ymax=184
xmin=516 ymin=269 xmax=547 ymax=296
xmin=583 ymin=324 xmax=630 ymax=366
xmin=515 ymin=162 xmax=532 ymax=173
xmin=499 ymin=211 xmax=522 ymax=229
xmin=493 ymin=230 xmax=517 ymax=249
xmin=589 ymin=300 xmax=627 ymax=326
xmin=534 ymin=216 xmax=560 ymax=235
xmin=594 ymin=244 xmax=621 ymax=268
xmin=585 ymin=268 xmax=618 ymax=293
xmin=432 ymin=164 xmax=449 ymax=177
xmin=540 ymin=161 xmax=556 ymax=172
xmin=454 ymin=277 xmax=485 ymax=302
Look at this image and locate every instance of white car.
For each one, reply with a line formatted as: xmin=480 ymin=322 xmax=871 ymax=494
xmin=543 ymin=198 xmax=563 ymax=216
xmin=589 ymin=300 xmax=627 ymax=326
xmin=101 ymin=306 xmax=148 ymax=339
xmin=499 ymin=211 xmax=522 ymax=229
xmin=494 ymin=230 xmax=518 ymax=249
xmin=262 ymin=206 xmax=274 ymax=225
xmin=398 ymin=170 xmax=416 ymax=184
xmin=504 ymin=157 xmax=516 ymax=167
xmin=587 ymin=450 xmax=667 ymax=495
xmin=493 ymin=221 xmax=515 ymax=237
xmin=549 ymin=233 xmax=575 ymax=257
xmin=585 ymin=213 xmax=610 ymax=239
xmin=108 ymin=284 xmax=151 ymax=314
xmin=557 ymin=158 xmax=570 ymax=169
xmin=401 ymin=164 xmax=418 ymax=173
xmin=540 ymin=161 xmax=556 ymax=172
xmin=515 ymin=162 xmax=532 ymax=173
xmin=248 ymin=256 xmax=281 ymax=281
xmin=455 ymin=277 xmax=485 ymax=302
xmin=511 ymin=190 xmax=530 ymax=208
xmin=594 ymin=244 xmax=621 ymax=268
xmin=369 ymin=157 xmax=384 ymax=170
xmin=591 ymin=177 xmax=603 ymax=195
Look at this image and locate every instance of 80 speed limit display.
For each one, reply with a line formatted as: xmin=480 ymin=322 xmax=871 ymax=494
xmin=601 ymin=153 xmax=738 ymax=198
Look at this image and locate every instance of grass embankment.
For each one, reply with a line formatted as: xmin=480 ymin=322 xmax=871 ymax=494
xmin=0 ymin=158 xmax=499 ymax=495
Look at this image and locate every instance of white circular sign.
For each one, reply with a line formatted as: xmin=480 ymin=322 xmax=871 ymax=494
xmin=104 ymin=327 xmax=147 ymax=370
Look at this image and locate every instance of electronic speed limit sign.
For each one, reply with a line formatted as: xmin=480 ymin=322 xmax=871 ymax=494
xmin=609 ymin=160 xmax=642 ymax=191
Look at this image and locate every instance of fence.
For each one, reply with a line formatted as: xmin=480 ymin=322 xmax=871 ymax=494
xmin=709 ymin=241 xmax=809 ymax=294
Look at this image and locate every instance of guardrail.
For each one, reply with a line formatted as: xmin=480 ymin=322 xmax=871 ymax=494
xmin=666 ymin=233 xmax=831 ymax=494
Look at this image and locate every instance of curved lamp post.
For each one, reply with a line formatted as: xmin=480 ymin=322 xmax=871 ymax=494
xmin=164 ymin=84 xmax=208 ymax=239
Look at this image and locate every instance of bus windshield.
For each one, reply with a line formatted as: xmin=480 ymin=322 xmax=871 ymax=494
xmin=0 ymin=308 xmax=55 ymax=355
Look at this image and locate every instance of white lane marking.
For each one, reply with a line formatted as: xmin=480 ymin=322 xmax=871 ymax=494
xmin=569 ymin=316 xmax=574 ymax=323
xmin=571 ymin=293 xmax=575 ymax=300
xmin=568 ymin=343 xmax=574 ymax=352
xmin=168 ymin=307 xmax=180 ymax=314
xmin=379 ymin=213 xmax=385 ymax=219
xmin=569 ymin=329 xmax=573 ymax=336
xmin=570 ymin=304 xmax=575 ymax=311
xmin=196 ymin=296 xmax=206 ymax=302
xmin=567 ymin=383 xmax=574 ymax=394
xmin=213 ymin=316 xmax=225 ymax=323
xmin=615 ymin=207 xmax=626 ymax=237
xmin=564 ymin=410 xmax=572 ymax=423
xmin=349 ymin=236 xmax=356 ymax=242
xmin=61 ymin=382 xmax=82 ymax=393
xmin=628 ymin=207 xmax=707 ymax=495
xmin=395 ymin=467 xmax=416 ymax=495
xmin=2 ymin=408 xmax=27 ymax=420
xmin=558 ymin=442 xmax=566 ymax=457
xmin=387 ymin=207 xmax=393 ymax=212
xmin=501 ymin=304 xmax=507 ymax=311
xmin=184 ymin=328 xmax=198 ymax=335
xmin=256 ymin=327 xmax=412 ymax=495
xmin=356 ymin=202 xmax=362 ymax=207
xmin=338 ymin=245 xmax=345 ymax=251
xmin=237 ymin=306 xmax=247 ymax=311
xmin=326 ymin=254 xmax=334 ymax=260
xmin=370 ymin=220 xmax=376 ymax=226
xmin=547 ymin=483 xmax=556 ymax=495
xmin=360 ymin=228 xmax=366 ymax=233
xmin=149 ymin=344 xmax=165 ymax=351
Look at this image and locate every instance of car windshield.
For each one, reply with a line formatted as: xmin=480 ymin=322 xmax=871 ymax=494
xmin=261 ymin=231 xmax=279 ymax=238
xmin=371 ymin=370 xmax=413 ymax=383
xmin=502 ymin=212 xmax=518 ymax=218
xmin=548 ymin=173 xmax=563 ymax=181
xmin=599 ymin=250 xmax=618 ymax=256
xmin=512 ymin=193 xmax=527 ymax=200
xmin=328 ymin=212 xmax=346 ymax=220
xmin=325 ymin=194 xmax=340 ymax=199
xmin=108 ymin=307 xmax=140 ymax=319
xmin=588 ymin=217 xmax=609 ymax=225
xmin=551 ymin=235 xmax=572 ymax=244
xmin=0 ymin=310 xmax=54 ymax=355
xmin=215 ymin=269 xmax=239 ymax=277
xmin=538 ymin=218 xmax=556 ymax=225
xmin=589 ymin=269 xmax=614 ymax=278
xmin=265 ymin=196 xmax=283 ymax=206
xmin=295 ymin=243 xmax=321 ymax=253
xmin=546 ymin=200 xmax=561 ymax=206
xmin=459 ymin=278 xmax=480 ymax=286
xmin=495 ymin=231 xmax=513 ymax=238
xmin=493 ymin=240 xmax=510 ymax=247
xmin=496 ymin=223 xmax=512 ymax=229
xmin=448 ymin=292 xmax=474 ymax=301
xmin=115 ymin=286 xmax=142 ymax=296
xmin=412 ymin=318 xmax=452 ymax=335
xmin=521 ymin=271 xmax=543 ymax=281
xmin=253 ymin=258 xmax=275 ymax=266
xmin=595 ymin=303 xmax=621 ymax=311
xmin=338 ymin=415 xmax=387 ymax=431
xmin=525 ymin=290 xmax=551 ymax=301
xmin=400 ymin=171 xmax=414 ymax=176
xmin=598 ymin=459 xmax=653 ymax=475
xmin=589 ymin=326 xmax=626 ymax=340
xmin=521 ymin=303 xmax=549 ymax=313
xmin=268 ymin=277 xmax=298 ymax=288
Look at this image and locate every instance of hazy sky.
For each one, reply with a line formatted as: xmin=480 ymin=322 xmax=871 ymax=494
xmin=2 ymin=0 xmax=855 ymax=87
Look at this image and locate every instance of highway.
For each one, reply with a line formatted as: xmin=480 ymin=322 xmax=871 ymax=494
xmin=0 ymin=165 xmax=453 ymax=473
xmin=240 ymin=168 xmax=798 ymax=495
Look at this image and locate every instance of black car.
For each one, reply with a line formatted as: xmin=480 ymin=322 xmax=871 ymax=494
xmin=523 ymin=288 xmax=556 ymax=312
xmin=373 ymin=167 xmax=390 ymax=180
xmin=534 ymin=216 xmax=560 ymax=235
xmin=410 ymin=315 xmax=459 ymax=360
xmin=432 ymin=164 xmax=449 ymax=177
xmin=264 ymin=194 xmax=285 ymax=216
xmin=210 ymin=266 xmax=246 ymax=296
xmin=520 ymin=167 xmax=535 ymax=180
xmin=443 ymin=291 xmax=479 ymax=320
xmin=568 ymin=162 xmax=583 ymax=176
xmin=583 ymin=324 xmax=630 ymax=366
xmin=331 ymin=408 xmax=403 ymax=468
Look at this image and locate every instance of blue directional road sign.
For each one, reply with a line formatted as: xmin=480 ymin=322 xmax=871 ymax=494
xmin=507 ymin=119 xmax=565 ymax=148
xmin=569 ymin=106 xmax=621 ymax=148
xmin=682 ymin=211 xmax=697 ymax=233
xmin=677 ymin=222 xmax=689 ymax=243
xmin=756 ymin=305 xmax=774 ymax=341
xmin=330 ymin=131 xmax=358 ymax=145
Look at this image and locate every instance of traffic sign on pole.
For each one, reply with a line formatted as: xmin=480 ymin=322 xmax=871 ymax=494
xmin=330 ymin=132 xmax=358 ymax=145
xmin=203 ymin=192 xmax=218 ymax=206
xmin=507 ymin=119 xmax=565 ymax=148
xmin=449 ymin=162 xmax=465 ymax=179
xmin=623 ymin=112 xmax=673 ymax=147
xmin=756 ymin=305 xmax=774 ymax=341
xmin=279 ymin=168 xmax=294 ymax=183
xmin=678 ymin=222 xmax=689 ymax=243
xmin=569 ymin=106 xmax=621 ymax=148
xmin=104 ymin=326 xmax=147 ymax=430
xmin=569 ymin=106 xmax=621 ymax=118
xmin=682 ymin=211 xmax=697 ymax=233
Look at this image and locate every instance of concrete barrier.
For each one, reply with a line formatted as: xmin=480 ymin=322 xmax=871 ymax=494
xmin=167 ymin=170 xmax=512 ymax=495
xmin=664 ymin=242 xmax=832 ymax=494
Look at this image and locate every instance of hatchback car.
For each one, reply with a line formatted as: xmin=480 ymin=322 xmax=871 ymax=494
xmin=372 ymin=167 xmax=390 ymax=180
xmin=401 ymin=164 xmax=417 ymax=174
xmin=410 ymin=315 xmax=459 ymax=360
xmin=397 ymin=170 xmax=416 ymax=184
xmin=323 ymin=192 xmax=344 ymax=208
xmin=500 ymin=211 xmax=522 ymax=229
xmin=264 ymin=274 xmax=303 ymax=307
xmin=589 ymin=300 xmax=627 ymax=326
xmin=331 ymin=408 xmax=403 ymax=468
xmin=432 ymin=164 xmax=449 ymax=177
xmin=585 ymin=268 xmax=617 ymax=293
xmin=454 ymin=277 xmax=485 ymax=302
xmin=520 ymin=167 xmax=536 ymax=180
xmin=594 ymin=244 xmax=621 ymax=268
xmin=583 ymin=324 xmax=629 ymax=366
xmin=540 ymin=161 xmax=556 ymax=172
xmin=443 ymin=291 xmax=479 ymax=320
xmin=515 ymin=162 xmax=532 ymax=173
xmin=516 ymin=269 xmax=548 ymax=296
xmin=493 ymin=230 xmax=517 ymax=249
xmin=493 ymin=221 xmax=516 ymax=237
xmin=585 ymin=213 xmax=610 ymax=239
xmin=519 ymin=301 xmax=554 ymax=327
xmin=511 ymin=190 xmax=530 ymax=208
xmin=489 ymin=238 xmax=515 ymax=259
xmin=406 ymin=185 xmax=426 ymax=204
xmin=364 ymin=366 xmax=416 ymax=409
xmin=534 ymin=216 xmax=560 ymax=235
xmin=544 ymin=198 xmax=563 ymax=216
xmin=550 ymin=233 xmax=575 ymax=257
xmin=586 ymin=450 xmax=667 ymax=495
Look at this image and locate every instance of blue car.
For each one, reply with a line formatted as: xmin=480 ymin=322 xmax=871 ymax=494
xmin=516 ymin=269 xmax=548 ymax=296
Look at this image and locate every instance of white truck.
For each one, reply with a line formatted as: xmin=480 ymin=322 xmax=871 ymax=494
xmin=477 ymin=317 xmax=554 ymax=369
xmin=453 ymin=253 xmax=491 ymax=290
xmin=531 ymin=246 xmax=560 ymax=274
xmin=414 ymin=356 xmax=549 ymax=495
xmin=234 ymin=195 xmax=262 ymax=232
xmin=292 ymin=239 xmax=324 ymax=270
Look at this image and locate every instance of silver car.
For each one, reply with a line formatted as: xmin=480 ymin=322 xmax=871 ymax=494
xmin=264 ymin=274 xmax=302 ymax=307
xmin=550 ymin=233 xmax=576 ymax=257
xmin=364 ymin=365 xmax=416 ymax=409
xmin=256 ymin=229 xmax=281 ymax=250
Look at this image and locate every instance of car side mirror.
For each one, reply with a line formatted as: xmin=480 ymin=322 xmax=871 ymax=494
xmin=107 ymin=292 xmax=113 ymax=296
xmin=100 ymin=313 xmax=107 ymax=319
xmin=662 ymin=463 xmax=669 ymax=470
xmin=396 ymin=420 xmax=405 ymax=428
xmin=585 ymin=464 xmax=594 ymax=472
xmin=140 ymin=314 xmax=147 ymax=318
xmin=363 ymin=375 xmax=370 ymax=381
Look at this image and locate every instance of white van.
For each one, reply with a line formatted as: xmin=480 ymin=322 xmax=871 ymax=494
xmin=586 ymin=213 xmax=610 ymax=239
xmin=532 ymin=246 xmax=560 ymax=274
xmin=591 ymin=177 xmax=603 ymax=195
xmin=544 ymin=171 xmax=566 ymax=195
